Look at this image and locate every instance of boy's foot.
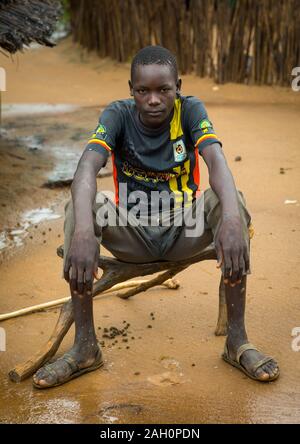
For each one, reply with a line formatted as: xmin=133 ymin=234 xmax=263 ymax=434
xmin=32 ymin=345 xmax=103 ymax=389
xmin=223 ymin=339 xmax=280 ymax=382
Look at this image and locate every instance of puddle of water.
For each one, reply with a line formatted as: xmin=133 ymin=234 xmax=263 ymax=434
xmin=2 ymin=126 xmax=85 ymax=185
xmin=0 ymin=208 xmax=61 ymax=253
xmin=0 ymin=223 xmax=29 ymax=252
xmin=2 ymin=130 xmax=83 ymax=186
xmin=2 ymin=129 xmax=81 ymax=184
xmin=16 ymin=135 xmax=46 ymax=151
xmin=146 ymin=356 xmax=186 ymax=387
xmin=23 ymin=208 xmax=61 ymax=225
xmin=2 ymin=105 xmax=111 ymax=186
xmin=101 ymin=413 xmax=119 ymax=424
xmin=43 ymin=145 xmax=111 ymax=187
xmin=147 ymin=371 xmax=184 ymax=387
xmin=0 ymin=232 xmax=8 ymax=250
xmin=3 ymin=104 xmax=79 ymax=118
xmin=47 ymin=146 xmax=82 ymax=184
xmin=27 ymin=397 xmax=81 ymax=424
xmin=99 ymin=403 xmax=143 ymax=424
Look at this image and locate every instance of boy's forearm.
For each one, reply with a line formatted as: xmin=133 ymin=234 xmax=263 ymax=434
xmin=209 ymin=162 xmax=240 ymax=217
xmin=70 ymin=150 xmax=108 ymax=234
xmin=71 ymin=164 xmax=97 ymax=234
xmin=203 ymin=144 xmax=240 ymax=218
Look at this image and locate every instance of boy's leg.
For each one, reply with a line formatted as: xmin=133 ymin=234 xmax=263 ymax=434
xmin=205 ymin=188 xmax=279 ymax=381
xmin=33 ymin=193 xmax=158 ymax=388
xmin=33 ymin=199 xmax=102 ymax=388
xmin=164 ymin=188 xmax=279 ymax=381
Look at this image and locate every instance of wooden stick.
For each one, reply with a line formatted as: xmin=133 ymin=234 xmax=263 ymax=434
xmin=9 ymin=248 xmax=217 ymax=382
xmin=118 ymin=270 xmax=183 ymax=299
xmin=9 ymin=300 xmax=74 ymax=382
xmin=0 ymin=278 xmax=179 ymax=322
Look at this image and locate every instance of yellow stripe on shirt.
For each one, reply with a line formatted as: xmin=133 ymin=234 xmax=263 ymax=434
xmin=170 ymin=98 xmax=183 ymax=140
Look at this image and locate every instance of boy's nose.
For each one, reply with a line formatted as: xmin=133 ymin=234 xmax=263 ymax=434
xmin=148 ymin=93 xmax=161 ymax=106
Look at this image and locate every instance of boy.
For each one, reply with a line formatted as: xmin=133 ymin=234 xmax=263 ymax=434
xmin=33 ymin=46 xmax=279 ymax=388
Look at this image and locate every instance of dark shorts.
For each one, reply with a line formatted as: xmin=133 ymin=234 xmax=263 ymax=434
xmin=63 ymin=188 xmax=252 ymax=274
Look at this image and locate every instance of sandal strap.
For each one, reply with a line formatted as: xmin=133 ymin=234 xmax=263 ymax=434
xmin=42 ymin=355 xmax=79 ymax=382
xmin=236 ymin=344 xmax=276 ymax=374
xmin=43 ymin=364 xmax=59 ymax=383
xmin=251 ymin=356 xmax=274 ymax=374
xmin=236 ymin=343 xmax=258 ymax=363
xmin=60 ymin=354 xmax=80 ymax=373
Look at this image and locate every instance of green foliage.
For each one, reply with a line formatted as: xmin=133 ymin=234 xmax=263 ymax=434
xmin=60 ymin=0 xmax=70 ymax=24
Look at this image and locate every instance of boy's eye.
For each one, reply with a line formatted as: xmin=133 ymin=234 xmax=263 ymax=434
xmin=137 ymin=89 xmax=146 ymax=94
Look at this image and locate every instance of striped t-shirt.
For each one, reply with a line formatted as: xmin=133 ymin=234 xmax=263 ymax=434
xmin=85 ymin=95 xmax=222 ymax=212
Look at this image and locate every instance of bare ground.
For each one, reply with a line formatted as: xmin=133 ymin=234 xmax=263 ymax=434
xmin=0 ymin=38 xmax=300 ymax=424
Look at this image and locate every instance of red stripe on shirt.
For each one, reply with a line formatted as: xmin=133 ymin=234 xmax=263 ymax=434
xmin=193 ymin=147 xmax=201 ymax=197
xmin=111 ymin=152 xmax=119 ymax=205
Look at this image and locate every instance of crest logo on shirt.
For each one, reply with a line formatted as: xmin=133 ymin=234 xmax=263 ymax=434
xmin=97 ymin=124 xmax=106 ymax=133
xmin=94 ymin=124 xmax=107 ymax=140
xmin=173 ymin=139 xmax=187 ymax=162
xmin=199 ymin=119 xmax=213 ymax=133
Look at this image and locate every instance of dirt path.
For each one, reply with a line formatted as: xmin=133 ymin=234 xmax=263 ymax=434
xmin=0 ymin=38 xmax=300 ymax=424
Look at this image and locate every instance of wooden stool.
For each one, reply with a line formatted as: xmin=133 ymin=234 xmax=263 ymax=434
xmin=9 ymin=243 xmax=227 ymax=382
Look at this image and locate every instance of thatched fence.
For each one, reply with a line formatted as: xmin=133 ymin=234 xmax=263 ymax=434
xmin=68 ymin=0 xmax=300 ymax=86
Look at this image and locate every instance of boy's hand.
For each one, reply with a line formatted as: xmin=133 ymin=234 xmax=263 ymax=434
xmin=215 ymin=214 xmax=250 ymax=286
xmin=64 ymin=230 xmax=99 ymax=295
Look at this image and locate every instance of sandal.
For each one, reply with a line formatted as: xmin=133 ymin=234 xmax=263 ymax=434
xmin=33 ymin=348 xmax=104 ymax=389
xmin=222 ymin=342 xmax=279 ymax=382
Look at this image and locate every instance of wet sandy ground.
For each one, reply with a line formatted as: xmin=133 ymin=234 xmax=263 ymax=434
xmin=0 ymin=38 xmax=300 ymax=423
xmin=0 ymin=105 xmax=112 ymax=257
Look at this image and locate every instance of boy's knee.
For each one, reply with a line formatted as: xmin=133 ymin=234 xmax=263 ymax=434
xmin=204 ymin=188 xmax=219 ymax=213
xmin=237 ymin=190 xmax=247 ymax=207
xmin=63 ymin=198 xmax=75 ymax=234
xmin=64 ymin=198 xmax=73 ymax=214
xmin=237 ymin=191 xmax=252 ymax=227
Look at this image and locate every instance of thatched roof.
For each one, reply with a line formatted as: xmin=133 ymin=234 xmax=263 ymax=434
xmin=0 ymin=0 xmax=62 ymax=55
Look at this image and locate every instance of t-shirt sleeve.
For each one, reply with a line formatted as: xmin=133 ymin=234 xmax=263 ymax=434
xmin=84 ymin=101 xmax=123 ymax=158
xmin=184 ymin=97 xmax=222 ymax=155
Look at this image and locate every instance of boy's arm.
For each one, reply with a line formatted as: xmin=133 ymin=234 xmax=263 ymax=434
xmin=64 ymin=100 xmax=121 ymax=294
xmin=201 ymin=142 xmax=250 ymax=286
xmin=64 ymin=149 xmax=107 ymax=295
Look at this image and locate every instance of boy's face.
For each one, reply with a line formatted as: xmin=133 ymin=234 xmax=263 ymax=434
xmin=129 ymin=64 xmax=181 ymax=128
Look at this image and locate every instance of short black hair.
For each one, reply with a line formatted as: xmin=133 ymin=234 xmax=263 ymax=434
xmin=131 ymin=45 xmax=178 ymax=82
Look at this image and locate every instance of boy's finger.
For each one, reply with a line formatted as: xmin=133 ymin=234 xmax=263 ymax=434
xmin=216 ymin=248 xmax=223 ymax=269
xmin=93 ymin=268 xmax=101 ymax=280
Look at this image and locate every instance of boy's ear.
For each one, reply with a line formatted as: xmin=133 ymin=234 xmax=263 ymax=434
xmin=128 ymin=80 xmax=134 ymax=96
xmin=176 ymin=78 xmax=182 ymax=94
